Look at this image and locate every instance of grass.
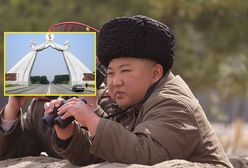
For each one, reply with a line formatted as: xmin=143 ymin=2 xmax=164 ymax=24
xmin=5 ymin=84 xmax=16 ymax=87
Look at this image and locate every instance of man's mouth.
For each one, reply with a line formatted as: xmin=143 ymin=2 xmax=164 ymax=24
xmin=114 ymin=91 xmax=125 ymax=99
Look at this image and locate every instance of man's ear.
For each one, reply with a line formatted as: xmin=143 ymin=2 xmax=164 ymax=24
xmin=152 ymin=64 xmax=163 ymax=83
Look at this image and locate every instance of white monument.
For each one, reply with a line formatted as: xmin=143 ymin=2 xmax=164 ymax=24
xmin=7 ymin=33 xmax=93 ymax=86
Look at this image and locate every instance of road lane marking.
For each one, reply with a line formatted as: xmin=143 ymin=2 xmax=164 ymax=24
xmin=47 ymin=84 xmax=51 ymax=94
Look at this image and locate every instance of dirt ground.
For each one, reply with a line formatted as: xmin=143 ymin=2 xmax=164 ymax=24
xmin=0 ymin=156 xmax=227 ymax=168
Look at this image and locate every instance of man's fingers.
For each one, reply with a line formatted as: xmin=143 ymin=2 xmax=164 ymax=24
xmin=61 ymin=110 xmax=72 ymax=120
xmin=57 ymin=103 xmax=69 ymax=115
xmin=44 ymin=102 xmax=54 ymax=113
xmin=55 ymin=97 xmax=64 ymax=107
xmin=66 ymin=97 xmax=79 ymax=103
xmin=44 ymin=102 xmax=50 ymax=111
xmin=44 ymin=99 xmax=58 ymax=113
xmin=58 ymin=105 xmax=73 ymax=120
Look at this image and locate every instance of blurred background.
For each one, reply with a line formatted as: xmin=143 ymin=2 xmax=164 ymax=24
xmin=0 ymin=0 xmax=247 ymax=155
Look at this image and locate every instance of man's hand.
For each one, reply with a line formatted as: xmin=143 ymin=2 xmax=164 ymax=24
xmin=3 ymin=96 xmax=29 ymax=121
xmin=44 ymin=97 xmax=75 ymax=140
xmin=57 ymin=97 xmax=100 ymax=137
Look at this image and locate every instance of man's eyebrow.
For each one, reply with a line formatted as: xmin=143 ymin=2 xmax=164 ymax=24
xmin=108 ymin=64 xmax=131 ymax=70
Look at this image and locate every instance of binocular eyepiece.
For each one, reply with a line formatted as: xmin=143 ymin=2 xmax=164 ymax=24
xmin=42 ymin=99 xmax=87 ymax=129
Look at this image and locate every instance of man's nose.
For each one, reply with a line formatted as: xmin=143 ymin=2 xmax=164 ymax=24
xmin=112 ymin=75 xmax=124 ymax=86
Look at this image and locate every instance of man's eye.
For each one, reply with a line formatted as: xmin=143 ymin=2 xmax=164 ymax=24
xmin=121 ymin=69 xmax=131 ymax=73
xmin=107 ymin=72 xmax=114 ymax=76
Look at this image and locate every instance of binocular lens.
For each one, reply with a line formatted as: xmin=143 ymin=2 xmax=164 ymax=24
xmin=54 ymin=116 xmax=75 ymax=129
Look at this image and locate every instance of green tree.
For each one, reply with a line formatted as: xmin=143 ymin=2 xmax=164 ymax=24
xmin=30 ymin=76 xmax=41 ymax=84
xmin=53 ymin=74 xmax=69 ymax=84
xmin=40 ymin=75 xmax=49 ymax=84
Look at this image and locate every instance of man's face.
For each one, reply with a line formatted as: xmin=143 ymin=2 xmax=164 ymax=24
xmin=107 ymin=57 xmax=159 ymax=109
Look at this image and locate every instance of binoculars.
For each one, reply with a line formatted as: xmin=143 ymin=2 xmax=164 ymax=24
xmin=42 ymin=99 xmax=87 ymax=129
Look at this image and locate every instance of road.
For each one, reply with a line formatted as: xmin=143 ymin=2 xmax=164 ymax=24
xmin=6 ymin=84 xmax=95 ymax=95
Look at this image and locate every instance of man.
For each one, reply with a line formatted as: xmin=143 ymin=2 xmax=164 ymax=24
xmin=46 ymin=15 xmax=233 ymax=167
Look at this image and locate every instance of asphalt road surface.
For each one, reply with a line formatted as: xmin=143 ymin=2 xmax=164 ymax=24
xmin=6 ymin=84 xmax=95 ymax=95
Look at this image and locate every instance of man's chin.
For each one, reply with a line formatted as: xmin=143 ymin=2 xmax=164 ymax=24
xmin=117 ymin=100 xmax=136 ymax=110
xmin=116 ymin=100 xmax=129 ymax=109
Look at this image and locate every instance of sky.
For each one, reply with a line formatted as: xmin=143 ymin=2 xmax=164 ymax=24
xmin=5 ymin=33 xmax=95 ymax=81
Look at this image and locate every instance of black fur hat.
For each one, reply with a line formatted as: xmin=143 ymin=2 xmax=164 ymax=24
xmin=97 ymin=15 xmax=175 ymax=73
